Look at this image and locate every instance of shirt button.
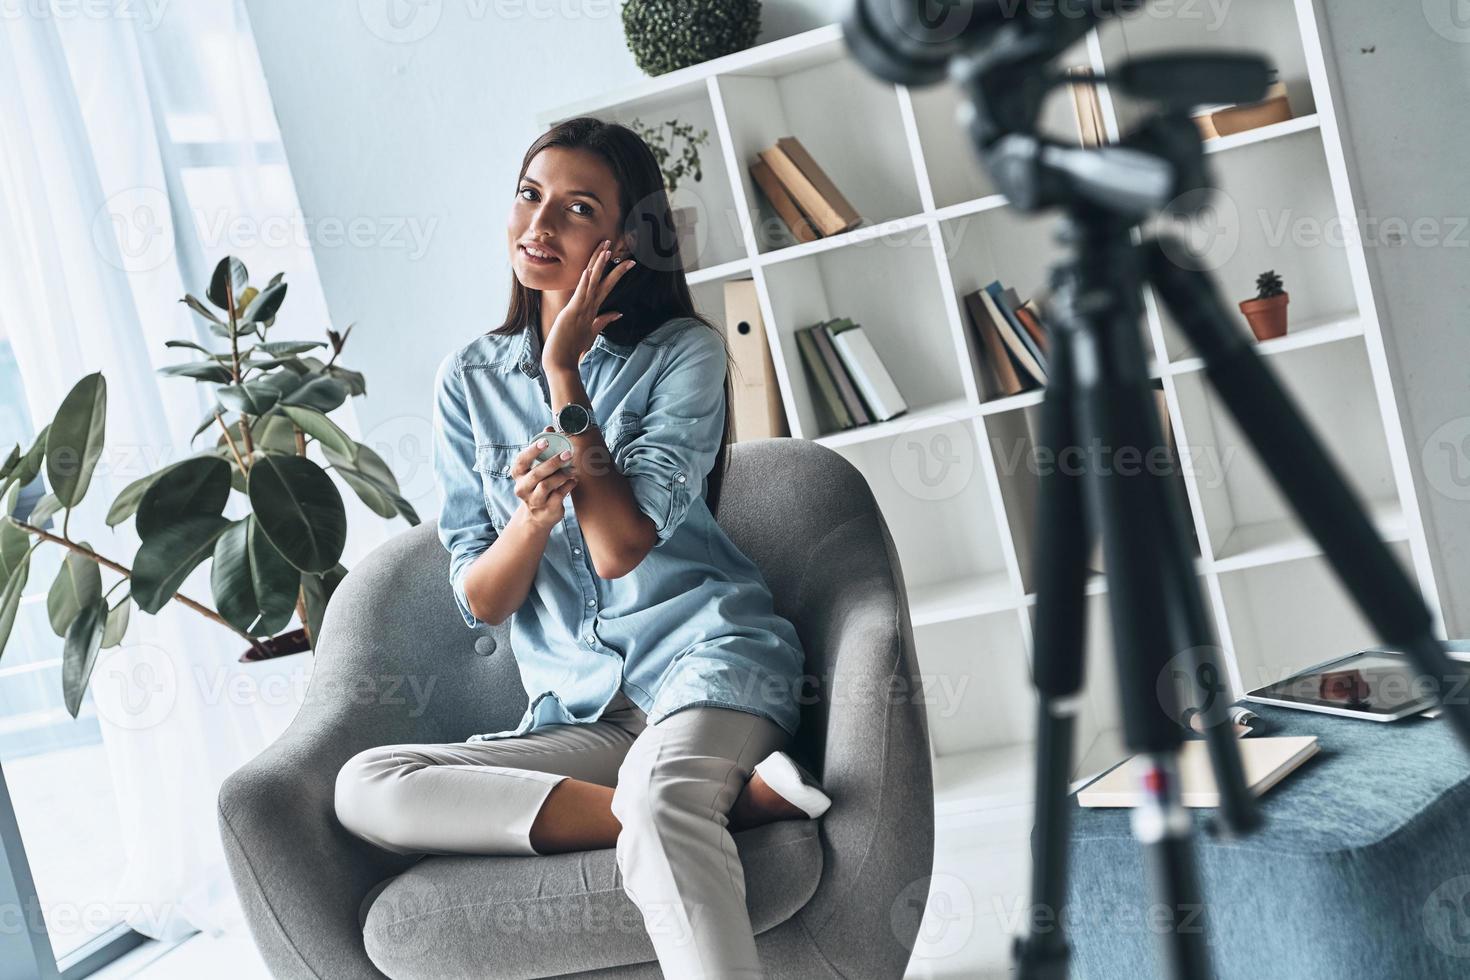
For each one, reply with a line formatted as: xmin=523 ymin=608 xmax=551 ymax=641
xmin=586 ymin=599 xmax=595 ymax=607
xmin=675 ymin=474 xmax=686 ymax=483
xmin=573 ymin=547 xmax=582 ymax=555
xmin=585 ymin=634 xmax=595 ymax=644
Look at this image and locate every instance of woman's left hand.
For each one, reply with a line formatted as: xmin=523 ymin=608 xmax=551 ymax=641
xmin=542 ymin=238 xmax=636 ymax=373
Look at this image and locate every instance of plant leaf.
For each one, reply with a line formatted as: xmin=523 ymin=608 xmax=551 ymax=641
xmin=130 ymin=514 xmax=232 ymax=615
xmin=101 ymin=596 xmax=131 ymax=649
xmin=301 ymin=563 xmax=347 ymax=648
xmin=211 ymin=516 xmax=300 ymax=637
xmin=0 ymin=504 xmax=29 ymax=581
xmin=46 ymin=372 xmax=107 ymax=507
xmin=240 ymin=281 xmax=287 ymax=325
xmin=246 ymin=455 xmax=347 ymax=574
xmin=217 ymin=379 xmax=283 ymax=416
xmin=279 ymin=375 xmax=348 ymax=414
xmin=47 ymin=544 xmax=101 ymax=639
xmin=0 ymin=551 xmax=30 ymax=661
xmin=0 ymin=444 xmax=19 ymax=482
xmin=28 ymin=493 xmax=63 ymax=527
xmin=11 ymin=424 xmax=49 ymax=494
xmin=324 ymin=364 xmax=367 ymax=397
xmin=280 ymin=406 xmax=356 ymax=460
xmin=107 ymin=451 xmax=223 ymax=528
xmin=157 ymin=361 xmax=235 ymax=384
xmin=323 ymin=442 xmax=420 ymax=525
xmin=62 ymin=596 xmax=108 ymax=718
xmin=164 ymin=339 xmax=216 ymax=355
xmin=256 ymin=340 xmax=325 ymax=356
xmin=181 ymin=294 xmax=224 ymax=326
xmin=136 ymin=455 xmax=232 ymax=539
xmin=207 ymin=256 xmax=249 ymax=312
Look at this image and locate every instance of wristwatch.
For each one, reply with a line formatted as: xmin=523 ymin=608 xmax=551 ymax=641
xmin=553 ymin=401 xmax=599 ymax=436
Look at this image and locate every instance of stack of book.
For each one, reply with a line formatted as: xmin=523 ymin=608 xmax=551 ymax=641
xmin=962 ymin=280 xmax=1050 ymax=400
xmin=749 ymin=136 xmax=863 ymax=245
xmin=1065 ymin=65 xmax=1107 ymax=147
xmin=794 ymin=318 xmax=908 ymax=434
xmin=1192 ymin=80 xmax=1293 ymax=140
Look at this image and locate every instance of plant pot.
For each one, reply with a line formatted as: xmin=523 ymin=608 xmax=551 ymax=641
xmin=1239 ymin=292 xmax=1289 ymax=341
xmin=671 ymin=205 xmax=698 ymax=272
xmin=238 ymin=626 xmax=312 ymax=663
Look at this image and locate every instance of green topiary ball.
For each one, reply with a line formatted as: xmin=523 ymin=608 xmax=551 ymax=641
xmin=621 ymin=0 xmax=762 ymax=76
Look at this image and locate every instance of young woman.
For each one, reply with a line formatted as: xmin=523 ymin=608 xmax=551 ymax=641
xmin=334 ymin=117 xmax=831 ymax=978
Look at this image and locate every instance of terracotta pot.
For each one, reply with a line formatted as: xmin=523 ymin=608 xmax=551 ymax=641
xmin=238 ymin=626 xmax=312 ymax=663
xmin=1239 ymin=291 xmax=1289 ymax=341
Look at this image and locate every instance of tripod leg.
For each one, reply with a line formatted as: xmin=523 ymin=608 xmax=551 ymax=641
xmin=1151 ymin=393 xmax=1262 ymax=838
xmin=1143 ymin=238 xmax=1470 ymax=747
xmin=1014 ymin=321 xmax=1091 ymax=980
xmin=1062 ymin=220 xmax=1215 ymax=979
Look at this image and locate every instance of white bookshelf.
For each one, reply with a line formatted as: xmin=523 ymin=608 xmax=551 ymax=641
xmin=538 ymin=7 xmax=1447 ymax=826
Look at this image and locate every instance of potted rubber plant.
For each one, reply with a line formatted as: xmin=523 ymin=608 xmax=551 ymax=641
xmin=1239 ymin=269 xmax=1289 ymax=341
xmin=629 ymin=116 xmax=711 ymax=271
xmin=0 ymin=256 xmax=418 ymax=718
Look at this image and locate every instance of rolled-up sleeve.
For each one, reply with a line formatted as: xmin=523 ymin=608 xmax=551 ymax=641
xmin=616 ymin=323 xmax=727 ymax=548
xmin=432 ymin=348 xmax=495 ymax=628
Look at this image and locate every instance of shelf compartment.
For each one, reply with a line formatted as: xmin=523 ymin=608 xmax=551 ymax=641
xmin=986 ymin=394 xmax=1201 ymax=596
xmin=837 ymin=424 xmax=1016 ymax=631
xmin=1217 ymin=542 xmax=1415 ymax=698
xmin=760 ymin=225 xmax=964 ymax=439
xmin=939 ymin=205 xmax=1160 ymax=397
xmin=1167 ymin=312 xmax=1363 ymax=375
xmin=1171 ymin=337 xmax=1401 ymax=568
xmin=1147 ymin=125 xmax=1356 ymax=362
xmin=905 ymin=31 xmax=1095 ymax=211
xmin=915 ymin=610 xmax=1033 ymax=760
xmin=1096 ymin=0 xmax=1318 ymax=137
xmin=716 ymin=52 xmax=923 ymax=254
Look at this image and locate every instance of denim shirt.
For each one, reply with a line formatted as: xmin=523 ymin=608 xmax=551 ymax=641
xmin=432 ymin=315 xmax=807 ymax=742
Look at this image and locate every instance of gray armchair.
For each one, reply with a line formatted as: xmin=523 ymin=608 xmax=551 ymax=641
xmin=218 ymin=437 xmax=935 ymax=978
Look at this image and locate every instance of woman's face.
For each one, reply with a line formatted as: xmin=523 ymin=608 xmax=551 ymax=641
xmin=507 ymin=146 xmax=627 ymax=291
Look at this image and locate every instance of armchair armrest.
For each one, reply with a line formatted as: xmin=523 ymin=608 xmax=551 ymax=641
xmin=788 ymin=509 xmax=936 ymax=977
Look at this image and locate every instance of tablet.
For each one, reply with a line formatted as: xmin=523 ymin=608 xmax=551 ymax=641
xmin=1243 ymin=649 xmax=1443 ymax=721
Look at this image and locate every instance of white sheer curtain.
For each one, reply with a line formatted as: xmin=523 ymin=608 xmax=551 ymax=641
xmin=0 ymin=2 xmax=388 ymax=944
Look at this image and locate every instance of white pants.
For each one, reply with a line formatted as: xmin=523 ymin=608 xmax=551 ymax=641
xmin=333 ymin=689 xmax=790 ymax=979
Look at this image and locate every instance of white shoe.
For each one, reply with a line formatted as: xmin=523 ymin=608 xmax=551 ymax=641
xmin=753 ymin=750 xmax=832 ymax=819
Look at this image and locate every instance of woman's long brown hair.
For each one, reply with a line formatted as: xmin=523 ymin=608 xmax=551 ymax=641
xmin=491 ymin=116 xmax=735 ymax=517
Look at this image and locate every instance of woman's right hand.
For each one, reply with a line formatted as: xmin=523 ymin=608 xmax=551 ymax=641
xmin=513 ymin=430 xmax=578 ymax=530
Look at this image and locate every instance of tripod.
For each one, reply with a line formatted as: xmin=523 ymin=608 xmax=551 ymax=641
xmin=842 ymin=2 xmax=1470 ymax=977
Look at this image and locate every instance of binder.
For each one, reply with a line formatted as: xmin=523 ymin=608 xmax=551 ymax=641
xmin=722 ymin=279 xmax=790 ymax=441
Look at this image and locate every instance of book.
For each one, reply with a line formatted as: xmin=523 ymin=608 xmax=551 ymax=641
xmin=794 ymin=324 xmax=853 ymax=432
xmin=1000 ymin=285 xmax=1048 ymax=374
xmin=723 ymin=279 xmax=790 ymax=441
xmin=749 ymin=158 xmax=820 ymax=244
xmin=759 ymin=137 xmax=862 ymax=237
xmin=1016 ymin=301 xmax=1050 ymax=357
xmin=1193 ymin=81 xmax=1292 ymax=140
xmin=963 ymin=289 xmax=1029 ymax=398
xmin=812 ymin=318 xmax=873 ymax=425
xmin=1077 ymin=735 xmax=1320 ymax=807
xmin=829 ymin=320 xmax=908 ymax=422
xmin=980 ymin=282 xmax=1046 ymax=385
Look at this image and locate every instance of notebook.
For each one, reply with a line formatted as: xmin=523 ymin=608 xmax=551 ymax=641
xmin=1076 ymin=735 xmax=1320 ymax=808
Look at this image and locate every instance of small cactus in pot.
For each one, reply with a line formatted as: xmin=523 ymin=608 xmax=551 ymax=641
xmin=1239 ymin=269 xmax=1289 ymax=341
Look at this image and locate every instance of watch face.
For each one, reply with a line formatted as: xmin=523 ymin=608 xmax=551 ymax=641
xmin=557 ymin=403 xmax=591 ymax=434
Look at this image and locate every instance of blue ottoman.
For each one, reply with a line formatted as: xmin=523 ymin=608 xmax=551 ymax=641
xmin=1065 ymin=704 xmax=1470 ymax=979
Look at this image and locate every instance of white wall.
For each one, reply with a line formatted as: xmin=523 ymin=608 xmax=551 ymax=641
xmin=1312 ymin=5 xmax=1470 ymax=634
xmin=244 ymin=1 xmax=1468 ymax=630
